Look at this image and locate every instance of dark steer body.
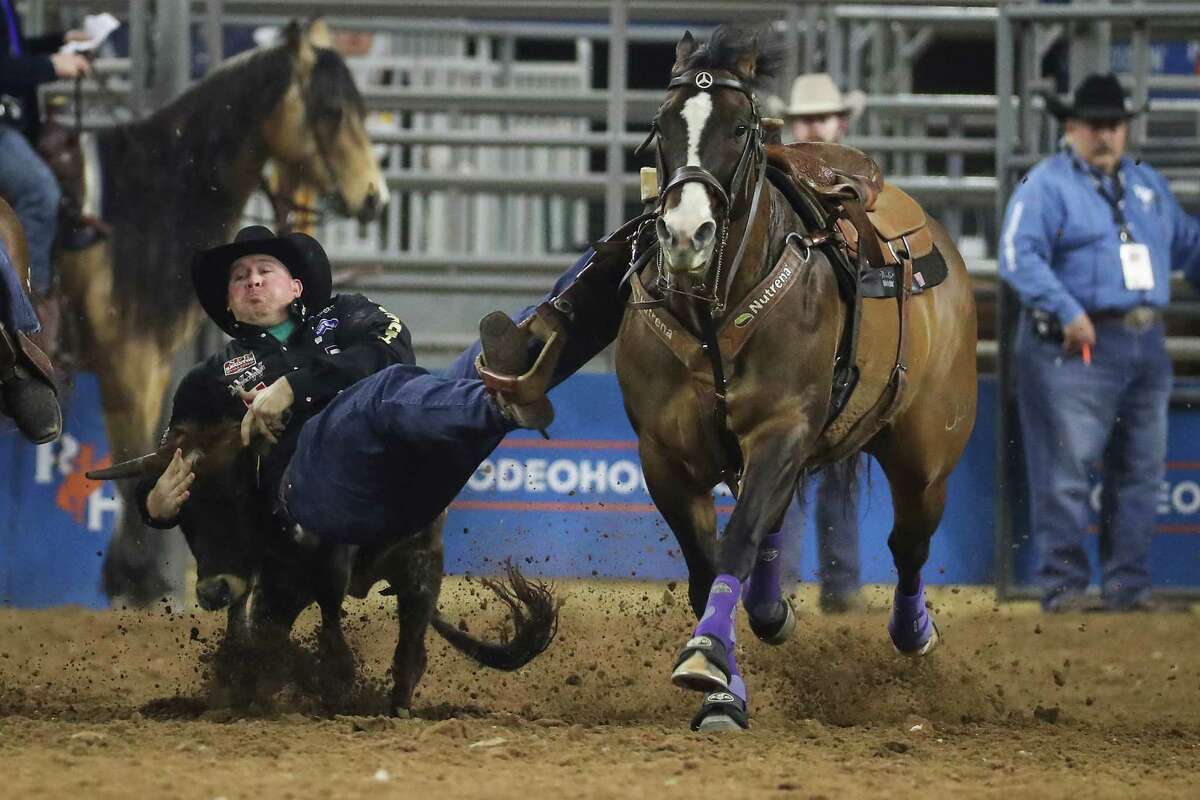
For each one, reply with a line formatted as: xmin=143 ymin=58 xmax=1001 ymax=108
xmin=90 ymin=421 xmax=559 ymax=716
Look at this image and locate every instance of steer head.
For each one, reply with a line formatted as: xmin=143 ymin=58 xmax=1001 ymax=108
xmin=88 ymin=421 xmax=273 ymax=611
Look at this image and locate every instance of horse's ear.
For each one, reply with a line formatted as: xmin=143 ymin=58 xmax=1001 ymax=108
xmin=286 ymin=19 xmax=316 ymax=73
xmin=305 ymin=17 xmax=334 ymax=49
xmin=672 ymin=31 xmax=697 ymax=73
xmin=735 ymin=34 xmax=760 ymax=79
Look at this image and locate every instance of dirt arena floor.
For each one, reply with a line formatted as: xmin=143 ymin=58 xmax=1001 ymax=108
xmin=0 ymin=580 xmax=1197 ymax=799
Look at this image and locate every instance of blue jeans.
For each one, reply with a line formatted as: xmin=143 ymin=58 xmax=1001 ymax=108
xmin=283 ymin=249 xmax=606 ymax=545
xmin=1 ymin=238 xmax=40 ymax=333
xmin=0 ymin=126 xmax=60 ymax=295
xmin=1015 ymin=312 xmax=1171 ymax=609
xmin=813 ymin=464 xmax=861 ymax=597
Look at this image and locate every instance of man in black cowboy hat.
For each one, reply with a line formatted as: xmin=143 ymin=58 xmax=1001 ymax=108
xmin=1000 ymin=73 xmax=1200 ymax=613
xmin=137 ymin=225 xmax=417 ymax=526
xmin=138 ymin=222 xmax=636 ymax=548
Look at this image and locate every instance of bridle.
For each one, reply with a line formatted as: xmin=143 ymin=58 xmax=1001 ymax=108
xmin=257 ymin=71 xmax=354 ymax=233
xmin=631 ymin=66 xmax=774 ymax=494
xmin=635 ymin=68 xmax=769 ymax=313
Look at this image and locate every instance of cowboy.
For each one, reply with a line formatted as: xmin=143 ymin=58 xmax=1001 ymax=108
xmin=1 ymin=214 xmax=60 ymax=443
xmin=139 ymin=223 xmax=636 ymax=548
xmin=0 ymin=2 xmax=92 ymax=297
xmin=771 ymin=72 xmax=868 ymax=614
xmin=1000 ymin=73 xmax=1200 ymax=612
xmin=776 ymin=72 xmax=865 ymax=149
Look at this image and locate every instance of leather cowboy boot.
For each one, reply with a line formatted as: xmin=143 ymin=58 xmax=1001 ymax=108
xmin=0 ymin=321 xmax=62 ymax=444
xmin=475 ymin=216 xmax=650 ymax=414
xmin=479 ymin=311 xmax=557 ymax=430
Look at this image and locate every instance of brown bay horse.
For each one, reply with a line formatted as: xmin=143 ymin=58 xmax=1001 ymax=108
xmin=615 ymin=27 xmax=976 ymax=731
xmin=56 ymin=20 xmax=387 ymax=603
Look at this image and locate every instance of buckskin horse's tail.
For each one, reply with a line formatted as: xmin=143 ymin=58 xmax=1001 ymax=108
xmin=430 ymin=560 xmax=561 ymax=670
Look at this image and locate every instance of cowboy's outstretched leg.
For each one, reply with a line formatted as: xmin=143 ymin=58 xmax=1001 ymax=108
xmin=1 ymin=228 xmax=62 ymax=444
xmin=450 ymin=216 xmax=649 ymax=393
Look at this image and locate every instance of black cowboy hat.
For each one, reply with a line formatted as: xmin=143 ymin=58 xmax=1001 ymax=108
xmin=1041 ymin=73 xmax=1148 ymax=121
xmin=191 ymin=225 xmax=333 ymax=335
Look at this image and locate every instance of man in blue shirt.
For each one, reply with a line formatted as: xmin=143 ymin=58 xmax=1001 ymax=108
xmin=1000 ymin=73 xmax=1200 ymax=612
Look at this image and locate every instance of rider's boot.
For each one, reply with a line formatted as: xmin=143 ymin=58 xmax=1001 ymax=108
xmin=479 ymin=311 xmax=556 ymax=430
xmin=476 ymin=216 xmax=651 ymax=418
xmin=0 ymin=321 xmax=62 ymax=444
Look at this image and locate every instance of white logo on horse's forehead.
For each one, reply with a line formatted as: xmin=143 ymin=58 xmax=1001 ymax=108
xmin=695 ymin=71 xmax=714 ymax=89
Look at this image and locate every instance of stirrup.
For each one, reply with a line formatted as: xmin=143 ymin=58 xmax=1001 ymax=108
xmin=475 ymin=317 xmax=565 ymax=404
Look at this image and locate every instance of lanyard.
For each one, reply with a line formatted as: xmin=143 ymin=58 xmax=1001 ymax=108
xmin=1086 ymin=165 xmax=1135 ymax=243
xmin=1 ymin=0 xmax=21 ymax=57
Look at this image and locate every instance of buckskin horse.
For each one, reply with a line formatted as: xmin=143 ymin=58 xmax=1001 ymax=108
xmin=616 ymin=27 xmax=976 ymax=731
xmin=55 ymin=20 xmax=388 ymax=603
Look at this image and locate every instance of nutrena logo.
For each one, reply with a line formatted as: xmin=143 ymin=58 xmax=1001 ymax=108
xmin=739 ymin=265 xmax=794 ymax=325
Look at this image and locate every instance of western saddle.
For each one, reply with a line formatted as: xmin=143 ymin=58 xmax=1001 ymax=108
xmin=763 ymin=137 xmax=934 ymax=274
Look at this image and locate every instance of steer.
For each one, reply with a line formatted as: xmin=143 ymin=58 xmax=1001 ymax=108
xmin=89 ymin=418 xmax=559 ymax=716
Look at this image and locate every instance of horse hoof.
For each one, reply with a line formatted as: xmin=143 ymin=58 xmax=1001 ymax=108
xmin=671 ymin=636 xmax=731 ymax=693
xmin=672 ymin=652 xmax=729 ymax=693
xmin=893 ymin=618 xmax=942 ymax=658
xmin=695 ymin=713 xmax=746 ymax=733
xmin=391 ymin=706 xmax=412 ymax=719
xmin=748 ymin=597 xmax=797 ymax=646
xmin=690 ymin=690 xmax=749 ymax=732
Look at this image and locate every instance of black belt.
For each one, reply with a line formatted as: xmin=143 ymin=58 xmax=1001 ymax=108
xmin=1089 ymin=306 xmax=1162 ymax=330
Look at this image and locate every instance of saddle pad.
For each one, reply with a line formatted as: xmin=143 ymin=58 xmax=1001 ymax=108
xmin=859 ymin=246 xmax=948 ymax=299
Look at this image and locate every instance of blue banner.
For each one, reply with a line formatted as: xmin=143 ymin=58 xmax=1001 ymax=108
xmin=444 ymin=374 xmax=1001 ymax=583
xmin=1 ymin=373 xmax=116 ymax=608
xmin=4 ymin=372 xmax=1199 ymax=606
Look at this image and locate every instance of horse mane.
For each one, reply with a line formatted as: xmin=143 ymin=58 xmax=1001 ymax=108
xmin=96 ymin=44 xmax=327 ymax=331
xmin=676 ymin=25 xmax=785 ymax=88
xmin=309 ymin=49 xmax=365 ymax=119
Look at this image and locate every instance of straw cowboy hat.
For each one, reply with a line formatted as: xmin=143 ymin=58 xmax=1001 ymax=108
xmin=1040 ymin=73 xmax=1148 ymax=121
xmin=776 ymin=73 xmax=866 ymax=121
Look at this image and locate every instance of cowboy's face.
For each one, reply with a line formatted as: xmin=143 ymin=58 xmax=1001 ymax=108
xmin=227 ymin=254 xmax=302 ymax=327
xmin=1065 ymin=117 xmax=1128 ymax=173
xmin=789 ymin=112 xmax=847 ymax=144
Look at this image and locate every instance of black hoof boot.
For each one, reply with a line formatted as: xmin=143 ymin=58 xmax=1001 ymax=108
xmin=746 ymin=597 xmax=797 ymax=645
xmin=691 ymin=690 xmax=749 ymax=732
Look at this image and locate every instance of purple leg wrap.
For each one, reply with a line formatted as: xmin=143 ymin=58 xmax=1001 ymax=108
xmin=694 ymin=574 xmax=741 ymax=648
xmin=743 ymin=531 xmax=784 ymax=618
xmin=888 ymin=577 xmax=935 ymax=653
xmin=727 ymin=673 xmax=747 ymax=704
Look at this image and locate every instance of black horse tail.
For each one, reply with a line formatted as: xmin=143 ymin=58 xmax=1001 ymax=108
xmin=430 ymin=561 xmax=560 ymax=671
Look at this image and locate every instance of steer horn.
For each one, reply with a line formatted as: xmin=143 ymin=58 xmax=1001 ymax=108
xmin=86 ymin=449 xmax=170 ymax=480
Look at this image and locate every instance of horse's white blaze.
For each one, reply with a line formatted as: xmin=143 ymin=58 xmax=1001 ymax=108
xmin=682 ymin=92 xmax=712 ymax=167
xmin=661 ymin=92 xmax=715 ymax=267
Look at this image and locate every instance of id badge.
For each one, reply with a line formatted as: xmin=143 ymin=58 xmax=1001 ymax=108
xmin=1120 ymin=243 xmax=1154 ymax=291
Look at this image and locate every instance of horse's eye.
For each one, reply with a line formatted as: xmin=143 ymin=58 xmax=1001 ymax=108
xmin=734 ymin=125 xmax=749 ymax=138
